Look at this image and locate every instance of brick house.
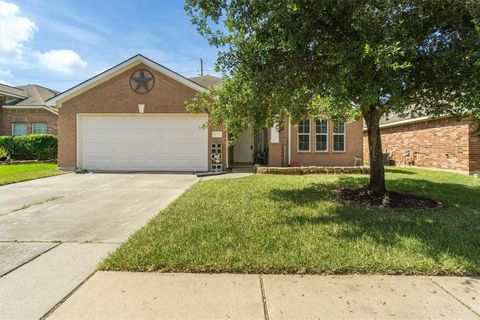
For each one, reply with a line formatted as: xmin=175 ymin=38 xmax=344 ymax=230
xmin=0 ymin=83 xmax=59 ymax=136
xmin=47 ymin=54 xmax=363 ymax=172
xmin=363 ymin=115 xmax=480 ymax=174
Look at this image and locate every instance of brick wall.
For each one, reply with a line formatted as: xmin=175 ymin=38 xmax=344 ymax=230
xmin=0 ymin=108 xmax=58 ymax=135
xmin=362 ymin=116 xmax=479 ymax=173
xmin=290 ymin=118 xmax=363 ymax=166
xmin=469 ymin=120 xmax=480 ymax=173
xmin=58 ymin=63 xmax=226 ymax=169
xmin=209 ymin=124 xmax=227 ymax=170
xmin=266 ymin=118 xmax=289 ymax=166
xmin=264 ymin=117 xmax=363 ymax=167
xmin=267 ymin=143 xmax=285 ymax=166
xmin=0 ymin=96 xmax=3 ymax=133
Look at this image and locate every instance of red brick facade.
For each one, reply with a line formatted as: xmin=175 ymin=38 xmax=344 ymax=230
xmin=58 ymin=63 xmax=226 ymax=169
xmin=0 ymin=108 xmax=58 ymax=136
xmin=266 ymin=118 xmax=289 ymax=167
xmin=468 ymin=120 xmax=480 ymax=173
xmin=363 ymin=116 xmax=480 ymax=174
xmin=264 ymin=117 xmax=363 ymax=167
xmin=55 ymin=58 xmax=363 ymax=171
xmin=290 ymin=118 xmax=363 ymax=166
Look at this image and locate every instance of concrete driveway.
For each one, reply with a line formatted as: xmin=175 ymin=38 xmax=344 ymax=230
xmin=0 ymin=173 xmax=198 ymax=320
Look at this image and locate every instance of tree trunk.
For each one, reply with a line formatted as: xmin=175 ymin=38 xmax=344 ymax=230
xmin=363 ymin=107 xmax=386 ymax=193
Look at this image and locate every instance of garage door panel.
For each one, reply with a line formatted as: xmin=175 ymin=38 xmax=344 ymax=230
xmin=159 ymin=159 xmax=174 ymax=169
xmin=145 ymin=160 xmax=161 ymax=169
xmin=113 ymin=160 xmax=130 ymax=169
xmin=79 ymin=114 xmax=208 ymax=171
xmin=190 ymin=144 xmax=207 ymax=154
xmin=175 ymin=159 xmax=191 ymax=169
xmin=175 ymin=144 xmax=193 ymax=155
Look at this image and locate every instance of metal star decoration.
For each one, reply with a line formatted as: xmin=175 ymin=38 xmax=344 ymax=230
xmin=129 ymin=69 xmax=155 ymax=93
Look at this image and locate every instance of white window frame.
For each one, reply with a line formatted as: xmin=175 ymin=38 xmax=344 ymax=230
xmin=333 ymin=120 xmax=346 ymax=152
xmin=297 ymin=119 xmax=311 ymax=152
xmin=315 ymin=119 xmax=328 ymax=152
xmin=32 ymin=122 xmax=48 ymax=134
xmin=12 ymin=122 xmax=28 ymax=136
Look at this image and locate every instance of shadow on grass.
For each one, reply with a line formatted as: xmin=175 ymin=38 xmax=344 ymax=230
xmin=268 ymin=175 xmax=368 ymax=206
xmin=268 ymin=174 xmax=480 ymax=274
xmin=384 ymin=167 xmax=418 ymax=175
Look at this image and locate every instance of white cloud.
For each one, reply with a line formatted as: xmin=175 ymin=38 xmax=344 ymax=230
xmin=0 ymin=1 xmax=36 ymax=63
xmin=38 ymin=49 xmax=87 ymax=74
xmin=0 ymin=80 xmax=14 ymax=86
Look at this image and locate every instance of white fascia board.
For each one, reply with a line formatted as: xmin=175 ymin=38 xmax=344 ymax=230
xmin=362 ymin=115 xmax=453 ymax=131
xmin=0 ymin=91 xmax=27 ymax=99
xmin=46 ymin=54 xmax=208 ymax=108
xmin=3 ymin=105 xmax=59 ymax=116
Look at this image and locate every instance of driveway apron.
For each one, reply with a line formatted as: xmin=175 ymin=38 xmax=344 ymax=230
xmin=0 ymin=173 xmax=198 ymax=320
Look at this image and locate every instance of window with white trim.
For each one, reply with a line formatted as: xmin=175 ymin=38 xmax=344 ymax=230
xmin=297 ymin=119 xmax=310 ymax=152
xmin=12 ymin=122 xmax=27 ymax=136
xmin=333 ymin=120 xmax=346 ymax=152
xmin=315 ymin=119 xmax=328 ymax=152
xmin=32 ymin=122 xmax=48 ymax=134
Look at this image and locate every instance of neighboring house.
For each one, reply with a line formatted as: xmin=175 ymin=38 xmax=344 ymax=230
xmin=190 ymin=74 xmax=224 ymax=88
xmin=47 ymin=54 xmax=363 ymax=172
xmin=0 ymin=83 xmax=59 ymax=136
xmin=362 ymin=115 xmax=480 ymax=174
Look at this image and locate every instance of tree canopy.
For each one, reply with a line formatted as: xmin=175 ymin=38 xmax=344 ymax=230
xmin=185 ymin=0 xmax=480 ymax=191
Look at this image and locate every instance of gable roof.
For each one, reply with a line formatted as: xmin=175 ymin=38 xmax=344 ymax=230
xmin=189 ymin=75 xmax=224 ymax=88
xmin=6 ymin=85 xmax=59 ymax=106
xmin=0 ymin=83 xmax=28 ymax=99
xmin=47 ymin=54 xmax=206 ymax=107
xmin=2 ymin=84 xmax=59 ymax=115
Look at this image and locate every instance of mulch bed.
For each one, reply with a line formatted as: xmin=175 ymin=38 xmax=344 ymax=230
xmin=338 ymin=186 xmax=441 ymax=210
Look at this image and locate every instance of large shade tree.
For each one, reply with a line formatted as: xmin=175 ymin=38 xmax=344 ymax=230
xmin=185 ymin=0 xmax=480 ymax=193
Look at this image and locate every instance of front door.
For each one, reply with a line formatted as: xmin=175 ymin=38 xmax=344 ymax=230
xmin=233 ymin=127 xmax=254 ymax=163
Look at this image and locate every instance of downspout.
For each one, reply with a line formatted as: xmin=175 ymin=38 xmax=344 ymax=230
xmin=225 ymin=132 xmax=229 ymax=169
xmin=288 ymin=117 xmax=291 ymax=165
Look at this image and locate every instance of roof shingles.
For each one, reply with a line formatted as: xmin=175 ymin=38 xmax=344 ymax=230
xmin=189 ymin=75 xmax=223 ymax=88
xmin=4 ymin=85 xmax=58 ymax=106
xmin=0 ymin=83 xmax=27 ymax=99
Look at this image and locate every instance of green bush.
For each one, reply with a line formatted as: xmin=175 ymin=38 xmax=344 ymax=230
xmin=0 ymin=147 xmax=9 ymax=161
xmin=0 ymin=134 xmax=58 ymax=160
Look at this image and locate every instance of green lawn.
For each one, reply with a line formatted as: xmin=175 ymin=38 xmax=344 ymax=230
xmin=0 ymin=163 xmax=63 ymax=186
xmin=101 ymin=168 xmax=480 ymax=275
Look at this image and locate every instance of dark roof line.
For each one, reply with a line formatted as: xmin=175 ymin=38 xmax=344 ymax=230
xmin=46 ymin=54 xmax=204 ymax=103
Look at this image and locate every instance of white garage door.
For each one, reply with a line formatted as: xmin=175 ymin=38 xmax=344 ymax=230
xmin=78 ymin=114 xmax=208 ymax=171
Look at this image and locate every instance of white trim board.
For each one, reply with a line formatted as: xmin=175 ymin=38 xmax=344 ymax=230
xmin=47 ymin=54 xmax=207 ymax=108
xmin=363 ymin=115 xmax=452 ymax=131
xmin=2 ymin=105 xmax=59 ymax=115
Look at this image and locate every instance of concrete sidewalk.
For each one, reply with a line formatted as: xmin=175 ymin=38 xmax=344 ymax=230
xmin=0 ymin=173 xmax=198 ymax=320
xmin=48 ymin=272 xmax=479 ymax=320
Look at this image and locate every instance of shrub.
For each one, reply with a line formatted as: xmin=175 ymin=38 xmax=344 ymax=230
xmin=0 ymin=147 xmax=9 ymax=161
xmin=0 ymin=134 xmax=58 ymax=160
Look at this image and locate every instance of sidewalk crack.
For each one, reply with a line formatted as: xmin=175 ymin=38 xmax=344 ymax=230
xmin=40 ymin=270 xmax=97 ymax=319
xmin=0 ymin=242 xmax=62 ymax=278
xmin=427 ymin=276 xmax=480 ymax=318
xmin=259 ymin=275 xmax=270 ymax=320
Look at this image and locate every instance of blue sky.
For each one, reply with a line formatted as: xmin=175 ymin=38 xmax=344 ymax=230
xmin=0 ymin=0 xmax=221 ymax=91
